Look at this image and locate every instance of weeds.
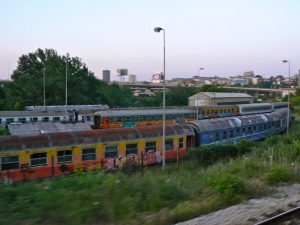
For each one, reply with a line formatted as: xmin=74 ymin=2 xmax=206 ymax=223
xmin=1 ymin=121 xmax=300 ymax=225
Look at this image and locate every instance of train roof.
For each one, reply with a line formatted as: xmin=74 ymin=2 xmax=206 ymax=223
xmin=0 ymin=124 xmax=194 ymax=152
xmin=189 ymin=108 xmax=287 ymax=133
xmin=95 ymin=108 xmax=196 ymax=117
xmin=237 ymin=103 xmax=271 ymax=108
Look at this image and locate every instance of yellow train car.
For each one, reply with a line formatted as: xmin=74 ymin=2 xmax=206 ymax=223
xmin=0 ymin=125 xmax=195 ymax=182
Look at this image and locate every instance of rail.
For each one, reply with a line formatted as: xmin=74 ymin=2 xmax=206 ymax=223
xmin=254 ymin=206 xmax=300 ymax=225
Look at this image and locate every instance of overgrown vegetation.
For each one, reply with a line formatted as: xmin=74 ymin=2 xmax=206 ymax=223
xmin=1 ymin=119 xmax=300 ymax=225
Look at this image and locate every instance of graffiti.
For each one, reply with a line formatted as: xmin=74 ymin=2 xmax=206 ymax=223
xmin=143 ymin=150 xmax=161 ymax=165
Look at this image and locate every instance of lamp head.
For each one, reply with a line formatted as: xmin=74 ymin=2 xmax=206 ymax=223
xmin=282 ymin=60 xmax=288 ymax=63
xmin=199 ymin=68 xmax=204 ymax=70
xmin=154 ymin=27 xmax=163 ymax=32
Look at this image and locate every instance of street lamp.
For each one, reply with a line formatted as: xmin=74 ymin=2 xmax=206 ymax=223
xmin=198 ymin=67 xmax=204 ymax=76
xmin=37 ymin=56 xmax=46 ymax=111
xmin=282 ymin=59 xmax=290 ymax=135
xmin=154 ymin=26 xmax=166 ymax=169
xmin=65 ymin=53 xmax=69 ymax=121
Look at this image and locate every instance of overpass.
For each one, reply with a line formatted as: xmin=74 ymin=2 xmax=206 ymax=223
xmin=118 ymin=82 xmax=296 ymax=98
xmin=223 ymin=86 xmax=296 ymax=97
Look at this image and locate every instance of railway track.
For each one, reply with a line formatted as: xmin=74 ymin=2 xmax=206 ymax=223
xmin=254 ymin=206 xmax=300 ymax=225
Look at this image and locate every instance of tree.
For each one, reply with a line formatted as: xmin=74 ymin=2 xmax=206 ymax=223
xmin=10 ymin=49 xmax=112 ymax=107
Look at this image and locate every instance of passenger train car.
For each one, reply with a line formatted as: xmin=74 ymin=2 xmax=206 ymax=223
xmin=93 ymin=103 xmax=290 ymax=129
xmin=0 ymin=108 xmax=290 ymax=182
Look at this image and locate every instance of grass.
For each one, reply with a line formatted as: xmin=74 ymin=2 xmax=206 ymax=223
xmin=1 ymin=118 xmax=300 ymax=225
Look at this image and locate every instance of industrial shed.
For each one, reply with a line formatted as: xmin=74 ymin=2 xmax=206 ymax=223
xmin=188 ymin=92 xmax=253 ymax=106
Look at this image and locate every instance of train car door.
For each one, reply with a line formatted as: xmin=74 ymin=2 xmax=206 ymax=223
xmin=103 ymin=117 xmax=109 ymax=129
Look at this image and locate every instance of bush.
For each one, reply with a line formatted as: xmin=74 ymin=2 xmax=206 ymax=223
xmin=206 ymin=173 xmax=247 ymax=199
xmin=266 ymin=168 xmax=290 ymax=184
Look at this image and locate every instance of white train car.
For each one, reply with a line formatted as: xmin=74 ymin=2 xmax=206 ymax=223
xmin=238 ymin=103 xmax=273 ymax=115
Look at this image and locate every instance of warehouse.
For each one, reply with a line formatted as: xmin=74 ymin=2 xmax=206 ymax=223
xmin=188 ymin=92 xmax=253 ymax=106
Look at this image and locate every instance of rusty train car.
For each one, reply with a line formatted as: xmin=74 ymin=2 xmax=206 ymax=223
xmin=0 ymin=108 xmax=290 ymax=182
xmin=0 ymin=125 xmax=194 ymax=182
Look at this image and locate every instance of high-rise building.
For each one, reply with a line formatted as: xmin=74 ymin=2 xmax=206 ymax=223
xmin=102 ymin=70 xmax=110 ymax=82
xmin=298 ymin=69 xmax=300 ymax=88
xmin=128 ymin=74 xmax=137 ymax=83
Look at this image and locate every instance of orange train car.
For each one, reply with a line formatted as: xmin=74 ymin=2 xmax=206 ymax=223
xmin=0 ymin=125 xmax=195 ymax=182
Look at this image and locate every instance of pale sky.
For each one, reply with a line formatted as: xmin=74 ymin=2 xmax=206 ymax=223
xmin=1 ymin=0 xmax=300 ymax=81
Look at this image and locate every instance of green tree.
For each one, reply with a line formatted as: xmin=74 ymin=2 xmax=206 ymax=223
xmin=10 ymin=49 xmax=114 ymax=107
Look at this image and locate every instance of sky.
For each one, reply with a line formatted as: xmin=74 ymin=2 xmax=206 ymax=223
xmin=1 ymin=0 xmax=300 ymax=81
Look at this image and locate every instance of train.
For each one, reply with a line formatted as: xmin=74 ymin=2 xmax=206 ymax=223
xmin=0 ymin=108 xmax=290 ymax=182
xmin=93 ymin=102 xmax=290 ymax=129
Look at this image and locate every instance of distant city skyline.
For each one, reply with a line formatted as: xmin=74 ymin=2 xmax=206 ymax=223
xmin=1 ymin=0 xmax=300 ymax=81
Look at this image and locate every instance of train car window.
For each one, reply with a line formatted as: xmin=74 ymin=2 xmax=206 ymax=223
xmin=248 ymin=127 xmax=252 ymax=134
xmin=53 ymin=117 xmax=60 ymax=122
xmin=145 ymin=141 xmax=156 ymax=152
xmin=133 ymin=116 xmax=140 ymax=122
xmin=179 ymin=138 xmax=184 ymax=148
xmin=109 ymin=117 xmax=114 ymax=123
xmin=172 ymin=114 xmax=177 ymax=120
xmin=42 ymin=117 xmax=49 ymax=122
xmin=1 ymin=155 xmax=19 ymax=171
xmin=105 ymin=146 xmax=118 ymax=158
xmin=6 ymin=118 xmax=14 ymax=123
xmin=82 ymin=148 xmax=96 ymax=161
xmin=276 ymin=121 xmax=280 ymax=128
xmin=223 ymin=130 xmax=227 ymax=139
xmin=126 ymin=143 xmax=138 ymax=155
xmin=158 ymin=115 xmax=163 ymax=121
xmin=140 ymin=116 xmax=147 ymax=121
xmin=272 ymin=122 xmax=275 ymax=127
xmin=150 ymin=115 xmax=156 ymax=121
xmin=259 ymin=124 xmax=263 ymax=131
xmin=165 ymin=139 xmax=174 ymax=150
xmin=18 ymin=118 xmax=26 ymax=123
xmin=116 ymin=117 xmax=123 ymax=123
xmin=216 ymin=131 xmax=220 ymax=141
xmin=253 ymin=126 xmax=256 ymax=133
xmin=220 ymin=109 xmax=223 ymax=113
xmin=30 ymin=152 xmax=47 ymax=167
xmin=242 ymin=127 xmax=246 ymax=135
xmin=215 ymin=110 xmax=219 ymax=114
xmin=230 ymin=130 xmax=234 ymax=138
xmin=30 ymin=117 xmax=38 ymax=122
xmin=57 ymin=150 xmax=73 ymax=164
xmin=236 ymin=128 xmax=240 ymax=136
xmin=264 ymin=124 xmax=267 ymax=130
xmin=86 ymin=116 xmax=91 ymax=121
xmin=166 ymin=115 xmax=172 ymax=120
xmin=209 ymin=133 xmax=214 ymax=143
xmin=268 ymin=123 xmax=271 ymax=129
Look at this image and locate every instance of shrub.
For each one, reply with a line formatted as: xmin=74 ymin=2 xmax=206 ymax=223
xmin=206 ymin=173 xmax=247 ymax=198
xmin=266 ymin=168 xmax=290 ymax=184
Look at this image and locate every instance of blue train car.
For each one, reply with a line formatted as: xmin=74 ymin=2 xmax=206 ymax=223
xmin=188 ymin=108 xmax=289 ymax=146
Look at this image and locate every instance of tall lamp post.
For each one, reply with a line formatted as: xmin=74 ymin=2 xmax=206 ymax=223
xmin=37 ymin=57 xmax=46 ymax=111
xmin=65 ymin=53 xmax=69 ymax=121
xmin=282 ymin=59 xmax=290 ymax=135
xmin=198 ymin=67 xmax=204 ymax=76
xmin=196 ymin=67 xmax=204 ymax=120
xmin=154 ymin=26 xmax=166 ymax=169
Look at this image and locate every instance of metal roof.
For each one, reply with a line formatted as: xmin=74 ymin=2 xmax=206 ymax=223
xmin=189 ymin=108 xmax=287 ymax=133
xmin=7 ymin=122 xmax=92 ymax=136
xmin=0 ymin=124 xmax=194 ymax=152
xmin=95 ymin=108 xmax=196 ymax=117
xmin=237 ymin=103 xmax=271 ymax=108
xmin=189 ymin=92 xmax=253 ymax=99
